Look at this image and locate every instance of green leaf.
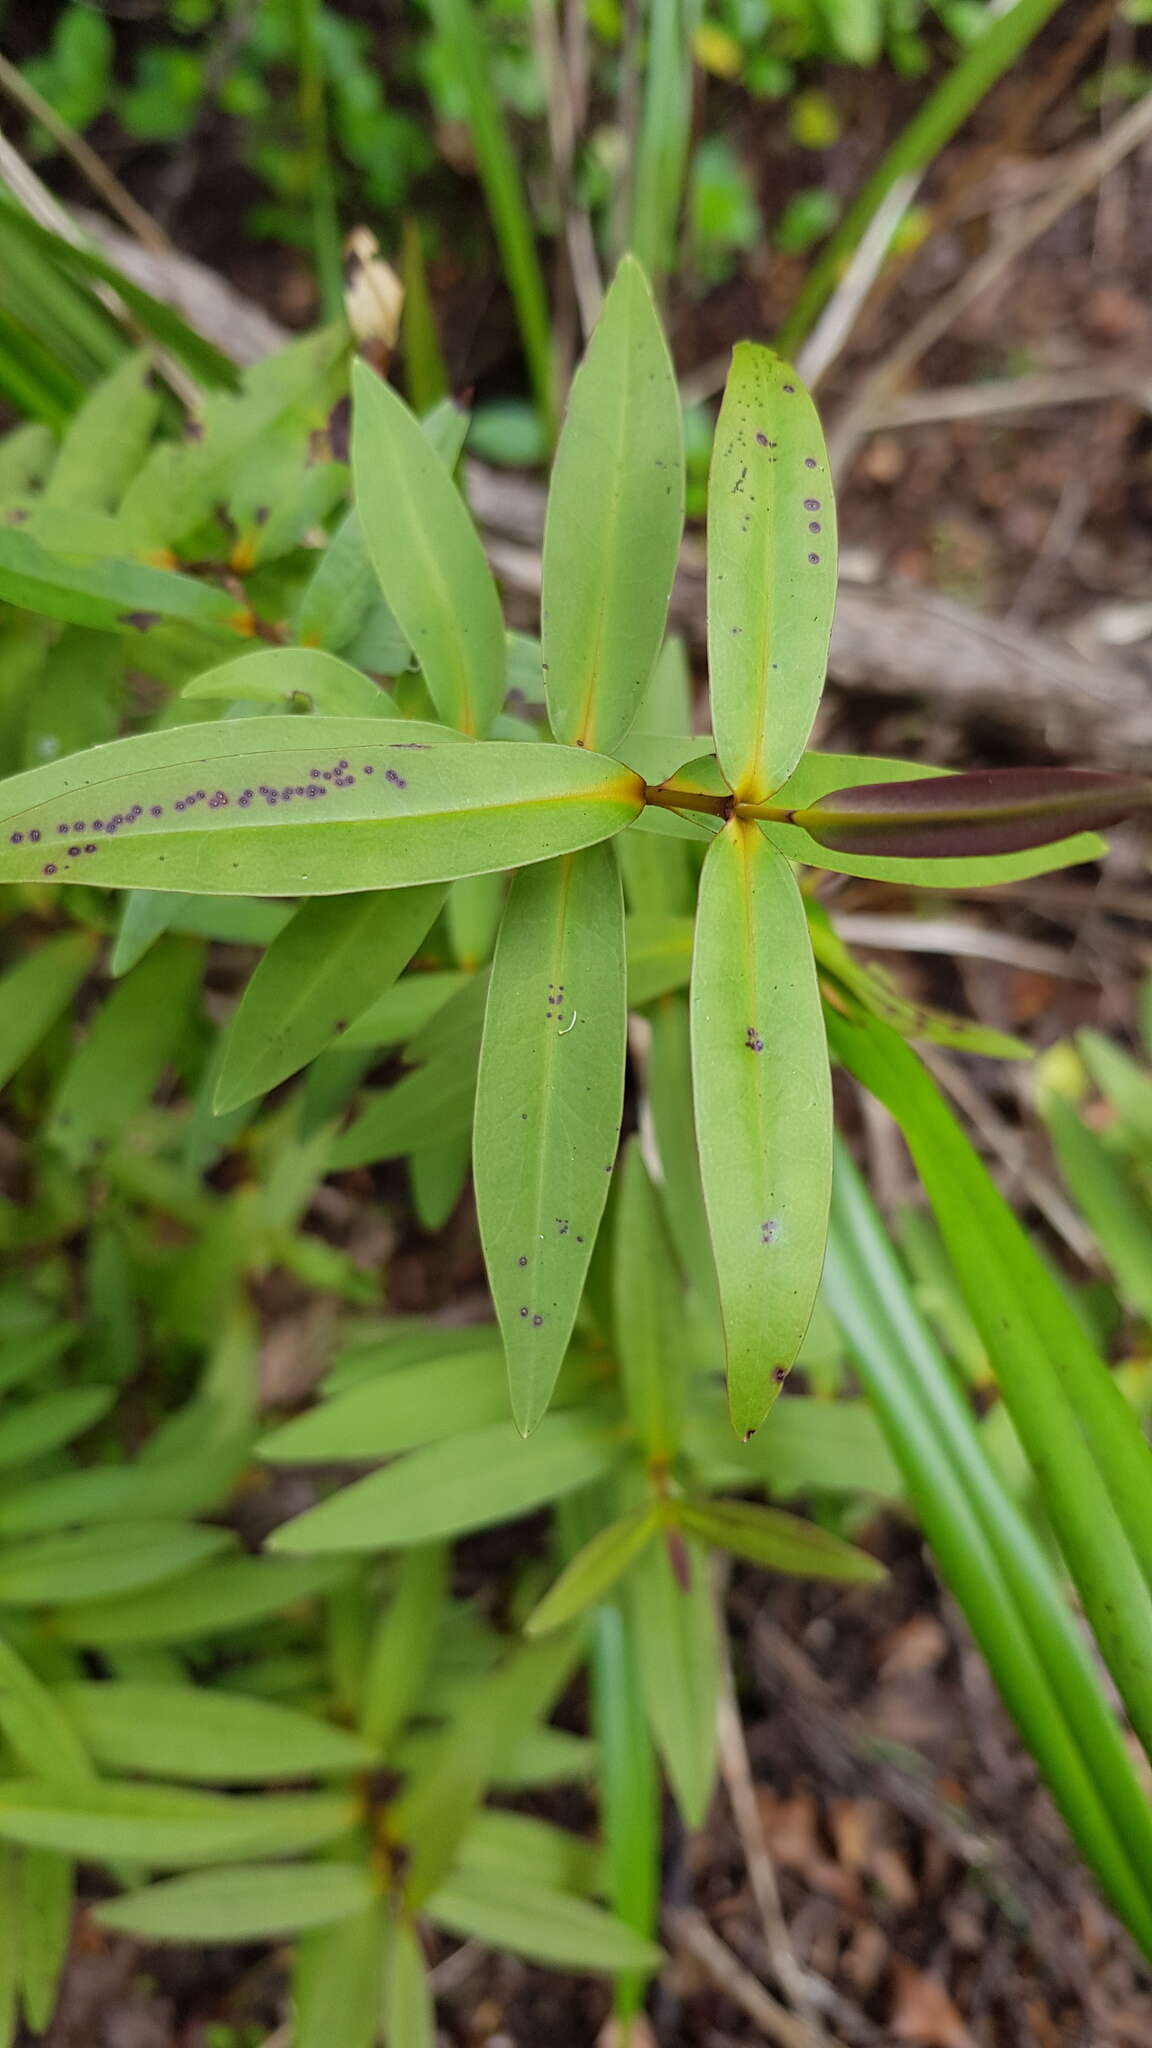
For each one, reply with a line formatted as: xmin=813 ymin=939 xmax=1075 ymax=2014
xmin=0 ymin=1846 xmax=15 ymax=2048
xmin=707 ymin=346 xmax=836 ymax=801
xmin=0 ymin=1780 xmax=352 ymax=1868
xmin=475 ymin=846 xmax=628 ymax=1434
xmin=56 ymin=1683 xmax=378 ymax=1783
xmin=455 ymin=1809 xmax=601 ymax=1895
xmin=0 ymin=932 xmax=97 ymax=1092
xmin=1044 ymin=1096 xmax=1152 ymax=1323
xmin=296 ymin=1903 xmax=387 ymax=2048
xmin=0 ymin=1435 xmax=247 ymax=1535
xmin=338 ymin=971 xmax=468 ymax=1052
xmin=216 ymin=885 xmax=445 ymax=1112
xmin=51 ymin=1556 xmax=350 ymax=1646
xmin=259 ymin=1345 xmax=509 ymax=1463
xmin=0 ymin=1521 xmax=232 ymax=1608
xmin=446 ymin=870 xmax=505 ymax=972
xmin=328 ymin=1050 xmax=478 ymax=1168
xmin=795 ymin=766 xmax=1150 ymax=859
xmin=95 ymin=1862 xmax=374 ymax=1942
xmin=626 ymin=1533 xmax=719 ymax=1828
xmin=1076 ymin=1029 xmax=1152 ymax=1150
xmin=763 ymin=752 xmax=1105 ymax=886
xmin=0 ymin=1386 xmax=113 ymax=1469
xmin=0 ymin=523 xmax=244 ymax=638
xmin=676 ymin=1496 xmax=884 ymax=1580
xmin=541 ymin=256 xmax=683 ymax=752
xmin=0 ymin=719 xmax=644 ymax=896
xmin=626 ymin=912 xmax=695 ymax=1007
xmin=47 ymin=938 xmax=203 ymax=1166
xmin=525 ymin=1507 xmax=659 ymax=1636
xmin=351 ymin=361 xmax=505 ymax=736
xmin=395 ymin=1629 xmax=580 ymax=1903
xmin=688 ymin=1392 xmax=901 ymax=1499
xmin=825 ymin=1145 xmax=1152 ymax=1956
xmin=647 ymin=994 xmax=719 ymax=1314
xmin=270 ymin=1413 xmax=617 ymax=1554
xmin=0 ymin=1637 xmax=92 ymax=1790
xmin=18 ymin=1848 xmax=72 ymax=2034
xmin=831 ymin=1010 xmax=1152 ymax=1763
xmin=591 ymin=1601 xmax=660 ymax=2022
xmin=360 ymin=1544 xmax=448 ymax=1753
xmin=427 ymin=1871 xmax=663 ymax=1973
xmin=182 ymin=647 xmax=399 ymax=718
xmin=39 ymin=351 xmax=159 ymax=514
xmin=613 ymin=1140 xmax=686 ymax=1460
xmin=383 ymin=1912 xmax=434 ymax=2048
xmin=691 ymin=823 xmax=832 ymax=1437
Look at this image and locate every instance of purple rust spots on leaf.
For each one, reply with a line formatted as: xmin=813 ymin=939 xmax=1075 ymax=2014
xmin=804 ymin=499 xmax=821 ymax=511
xmin=745 ymin=1027 xmax=764 ymax=1053
xmin=761 ymin=1220 xmax=779 ymax=1245
xmin=120 ymin=611 xmax=161 ymax=631
xmin=773 ymin=1366 xmax=787 ymax=1382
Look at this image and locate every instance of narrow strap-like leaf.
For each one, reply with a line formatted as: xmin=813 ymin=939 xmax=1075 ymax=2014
xmin=691 ymin=822 xmax=832 ymax=1437
xmin=541 ymin=255 xmax=684 ymax=753
xmin=707 ymin=346 xmax=836 ymax=801
xmin=351 ymin=360 xmax=505 ymax=735
xmin=793 ymin=765 xmax=1151 ymax=859
xmin=215 ymin=885 xmax=444 ymax=1112
xmin=475 ymin=846 xmax=628 ymax=1434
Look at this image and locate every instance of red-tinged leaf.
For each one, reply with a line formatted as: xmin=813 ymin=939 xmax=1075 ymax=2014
xmin=791 ymin=767 xmax=1152 ymax=860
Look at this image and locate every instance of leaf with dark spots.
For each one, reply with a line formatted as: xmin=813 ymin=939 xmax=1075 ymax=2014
xmin=793 ymin=766 xmax=1152 ymax=860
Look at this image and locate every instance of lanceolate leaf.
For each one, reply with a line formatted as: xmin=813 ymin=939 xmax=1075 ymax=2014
xmin=426 ymin=1873 xmax=663 ymax=1974
xmin=626 ymin=1534 xmax=718 ymax=1828
xmin=675 ymin=1497 xmax=884 ymax=1581
xmin=0 ymin=719 xmax=644 ymax=896
xmin=541 ymin=255 xmax=684 ymax=753
xmin=351 ymin=361 xmax=505 ymax=735
xmin=56 ymin=1683 xmax=378 ymax=1783
xmin=475 ymin=846 xmax=628 ymax=1434
xmin=691 ymin=823 xmax=832 ymax=1437
xmin=0 ymin=1781 xmax=351 ymax=1868
xmin=0 ymin=932 xmax=97 ymax=1092
xmin=270 ymin=1414 xmax=617 ymax=1554
xmin=0 ymin=523 xmax=245 ymax=639
xmin=182 ymin=647 xmax=399 ymax=718
xmin=762 ymin=752 xmax=1106 ymax=885
xmin=794 ymin=766 xmax=1151 ymax=860
xmin=525 ymin=1507 xmax=659 ymax=1636
xmin=216 ymin=885 xmax=445 ymax=1111
xmin=95 ymin=1862 xmax=373 ymax=1942
xmin=708 ymin=346 xmax=836 ymax=802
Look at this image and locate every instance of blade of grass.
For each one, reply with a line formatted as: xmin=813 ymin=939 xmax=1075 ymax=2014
xmin=424 ymin=0 xmax=554 ymax=431
xmin=778 ymin=0 xmax=1067 ymax=354
xmin=825 ymin=1143 xmax=1152 ymax=1956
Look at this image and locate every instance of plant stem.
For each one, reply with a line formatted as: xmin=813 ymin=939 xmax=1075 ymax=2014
xmin=643 ymin=783 xmax=731 ymax=819
xmin=290 ymin=0 xmax=345 ymax=325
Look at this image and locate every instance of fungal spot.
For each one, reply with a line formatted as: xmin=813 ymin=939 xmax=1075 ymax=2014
xmin=782 ymin=383 xmax=795 ymax=393
xmin=56 ymin=824 xmax=68 ymax=836
xmin=532 ymin=1314 xmax=543 ymax=1327
xmin=150 ymin=806 xmax=162 ymax=818
xmin=761 ymin=1219 xmax=779 ymax=1245
xmin=808 ymin=553 xmax=821 ymax=565
xmin=175 ymin=800 xmax=186 ymax=813
xmin=576 ymin=1234 xmax=585 ymax=1244
xmin=67 ymin=846 xmax=81 ymax=858
xmin=29 ymin=830 xmax=39 ymax=844
xmin=120 ymin=610 xmax=161 ymax=631
xmin=84 ymin=843 xmax=96 ymax=855
xmin=73 ymin=823 xmax=84 ymax=833
xmin=42 ymin=863 xmax=56 ymax=876
xmin=743 ymin=1428 xmax=757 ymax=1444
xmin=755 ymin=431 xmax=768 ymax=446
xmin=195 ymin=791 xmax=205 ymax=802
xmin=804 ymin=457 xmax=818 ymax=469
xmin=517 ymin=1256 xmax=528 ymax=1267
xmin=8 ymin=833 xmax=21 ymax=845
xmin=808 ymin=522 xmax=821 ymax=534
xmin=745 ymin=1027 xmax=764 ymax=1053
xmin=209 ymin=791 xmax=228 ymax=808
xmin=804 ymin=498 xmax=821 ymax=511
xmin=556 ymin=1219 xmax=569 ymax=1235
xmin=773 ymin=1366 xmax=787 ymax=1384
xmin=519 ymin=1306 xmax=529 ymax=1319
xmin=385 ymin=769 xmax=406 ymax=788
xmin=363 ymin=764 xmax=374 ymax=775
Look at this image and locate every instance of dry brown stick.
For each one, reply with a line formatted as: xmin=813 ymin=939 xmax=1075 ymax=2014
xmin=667 ymin=1908 xmax=850 ymax=2048
xmin=0 ymin=53 xmax=171 ymax=255
xmin=716 ymin=1631 xmax=836 ymax=2043
xmin=829 ymin=89 xmax=1152 ymax=474
xmin=865 ymin=362 xmax=1152 ymax=429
